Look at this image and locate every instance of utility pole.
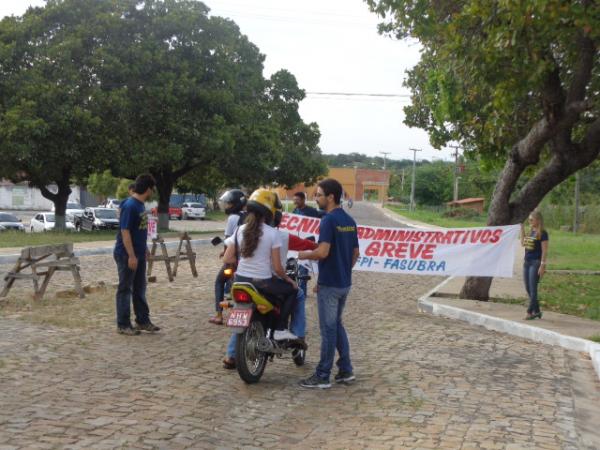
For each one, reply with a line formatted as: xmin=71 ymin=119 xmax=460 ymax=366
xmin=449 ymin=144 xmax=461 ymax=202
xmin=379 ymin=151 xmax=390 ymax=170
xmin=409 ymin=148 xmax=422 ymax=211
xmin=574 ymin=171 xmax=580 ymax=234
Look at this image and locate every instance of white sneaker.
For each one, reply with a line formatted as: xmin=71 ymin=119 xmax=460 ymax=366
xmin=274 ymin=330 xmax=298 ymax=341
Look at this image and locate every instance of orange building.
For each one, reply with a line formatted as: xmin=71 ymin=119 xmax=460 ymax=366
xmin=274 ymin=167 xmax=390 ymax=203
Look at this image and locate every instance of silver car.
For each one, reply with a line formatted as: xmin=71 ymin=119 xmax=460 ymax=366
xmin=0 ymin=212 xmax=25 ymax=232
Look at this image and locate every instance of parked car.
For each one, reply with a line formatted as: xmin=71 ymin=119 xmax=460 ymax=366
xmin=150 ymin=205 xmax=183 ymax=220
xmin=30 ymin=213 xmax=75 ymax=232
xmin=75 ymin=208 xmax=119 ymax=231
xmin=181 ymin=202 xmax=206 ymax=220
xmin=51 ymin=202 xmax=85 ymax=219
xmin=102 ymin=198 xmax=121 ymax=209
xmin=0 ymin=212 xmax=25 ymax=232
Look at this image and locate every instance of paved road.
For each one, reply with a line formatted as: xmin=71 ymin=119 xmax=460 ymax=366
xmin=0 ymin=203 xmax=598 ymax=449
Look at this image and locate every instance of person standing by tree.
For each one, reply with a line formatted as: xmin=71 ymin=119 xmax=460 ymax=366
xmin=520 ymin=210 xmax=549 ymax=320
xmin=298 ymin=179 xmax=360 ymax=389
xmin=114 ymin=174 xmax=161 ymax=335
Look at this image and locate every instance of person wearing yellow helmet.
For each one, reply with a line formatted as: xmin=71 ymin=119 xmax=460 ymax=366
xmin=222 ymin=189 xmax=298 ymax=341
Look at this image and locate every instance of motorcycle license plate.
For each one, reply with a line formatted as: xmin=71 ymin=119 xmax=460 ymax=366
xmin=227 ymin=309 xmax=252 ymax=328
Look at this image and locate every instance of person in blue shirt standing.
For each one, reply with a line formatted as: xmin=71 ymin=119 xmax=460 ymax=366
xmin=114 ymin=174 xmax=160 ymax=335
xmin=297 ymin=179 xmax=360 ymax=389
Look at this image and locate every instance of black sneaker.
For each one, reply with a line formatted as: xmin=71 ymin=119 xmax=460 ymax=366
xmin=117 ymin=326 xmax=141 ymax=336
xmin=299 ymin=374 xmax=331 ymax=389
xmin=135 ymin=322 xmax=161 ymax=332
xmin=334 ymin=371 xmax=356 ymax=383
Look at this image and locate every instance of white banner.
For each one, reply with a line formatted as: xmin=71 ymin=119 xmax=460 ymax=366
xmin=280 ymin=212 xmax=519 ymax=278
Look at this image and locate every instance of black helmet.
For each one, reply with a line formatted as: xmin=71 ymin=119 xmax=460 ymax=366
xmin=219 ymin=189 xmax=247 ymax=215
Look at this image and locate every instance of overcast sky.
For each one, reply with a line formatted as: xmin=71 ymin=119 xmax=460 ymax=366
xmin=1 ymin=0 xmax=453 ymax=162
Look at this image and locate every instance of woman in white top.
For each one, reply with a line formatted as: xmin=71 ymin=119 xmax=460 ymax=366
xmin=223 ymin=189 xmax=298 ymax=341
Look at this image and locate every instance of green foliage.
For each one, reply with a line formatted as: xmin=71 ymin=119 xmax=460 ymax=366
xmin=413 ymin=160 xmax=453 ymax=205
xmin=0 ymin=0 xmax=123 ymax=224
xmin=116 ymin=178 xmax=134 ymax=200
xmin=367 ymin=0 xmax=600 ymax=160
xmin=87 ymin=170 xmax=119 ymax=199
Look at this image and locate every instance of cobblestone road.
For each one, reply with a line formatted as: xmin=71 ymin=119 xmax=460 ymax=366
xmin=0 ymin=203 xmax=598 ymax=449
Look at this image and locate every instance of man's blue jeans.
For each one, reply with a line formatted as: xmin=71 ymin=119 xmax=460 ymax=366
xmin=298 ymin=265 xmax=309 ymax=299
xmin=227 ymin=288 xmax=306 ymax=358
xmin=290 ymin=287 xmax=306 ymax=338
xmin=114 ymin=253 xmax=150 ymax=328
xmin=523 ymin=259 xmax=541 ymax=314
xmin=315 ymin=285 xmax=352 ymax=381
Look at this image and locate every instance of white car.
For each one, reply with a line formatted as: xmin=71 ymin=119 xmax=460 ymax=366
xmin=103 ymin=198 xmax=121 ymax=209
xmin=181 ymin=202 xmax=206 ymax=220
xmin=30 ymin=213 xmax=75 ymax=232
xmin=51 ymin=202 xmax=85 ymax=219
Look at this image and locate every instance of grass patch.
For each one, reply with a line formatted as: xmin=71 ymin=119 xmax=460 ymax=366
xmin=386 ymin=205 xmax=485 ymax=228
xmin=546 ymin=230 xmax=600 ymax=271
xmin=205 ymin=210 xmax=227 ymax=221
xmin=588 ymin=335 xmax=600 ymax=343
xmin=538 ymin=273 xmax=600 ymax=321
xmin=492 ymin=273 xmax=600 ymax=321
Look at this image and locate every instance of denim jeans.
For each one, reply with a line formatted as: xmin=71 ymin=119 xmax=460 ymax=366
xmin=523 ymin=259 xmax=541 ymax=314
xmin=298 ymin=265 xmax=309 ymax=298
xmin=290 ymin=287 xmax=306 ymax=338
xmin=114 ymin=253 xmax=150 ymax=328
xmin=315 ymin=285 xmax=353 ymax=381
xmin=226 ymin=333 xmax=237 ymax=358
xmin=214 ymin=264 xmax=232 ymax=313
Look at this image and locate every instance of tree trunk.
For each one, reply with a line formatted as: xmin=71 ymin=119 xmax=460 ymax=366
xmin=153 ymin=171 xmax=174 ymax=232
xmin=40 ymin=180 xmax=72 ymax=232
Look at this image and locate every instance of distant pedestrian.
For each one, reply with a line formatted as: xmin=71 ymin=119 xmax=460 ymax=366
xmin=114 ymin=174 xmax=161 ymax=335
xmin=521 ymin=210 xmax=548 ymax=320
xmin=298 ymin=178 xmax=360 ymax=389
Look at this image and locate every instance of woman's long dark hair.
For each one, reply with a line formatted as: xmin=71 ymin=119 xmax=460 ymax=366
xmin=241 ymin=209 xmax=265 ymax=258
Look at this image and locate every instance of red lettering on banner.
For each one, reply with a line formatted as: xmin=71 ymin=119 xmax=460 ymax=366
xmin=490 ymin=229 xmax=503 ymax=243
xmin=453 ymin=230 xmax=465 ymax=244
xmin=480 ymin=229 xmax=492 ymax=243
xmin=280 ymin=214 xmax=290 ymax=228
xmin=394 ymin=243 xmax=408 ymax=258
xmin=365 ymin=241 xmax=380 ymax=256
xmin=469 ymin=230 xmax=483 ymax=243
xmin=287 ymin=216 xmax=300 ymax=231
xmin=422 ymin=244 xmax=435 ymax=259
xmin=382 ymin=242 xmax=395 ymax=257
xmin=298 ymin=217 xmax=317 ymax=234
xmin=413 ymin=231 xmax=424 ymax=242
xmin=374 ymin=229 xmax=393 ymax=241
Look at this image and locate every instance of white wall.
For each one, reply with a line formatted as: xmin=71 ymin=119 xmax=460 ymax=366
xmin=0 ymin=184 xmax=81 ymax=210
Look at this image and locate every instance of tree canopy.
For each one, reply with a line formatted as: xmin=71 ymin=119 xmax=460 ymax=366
xmin=367 ymin=0 xmax=600 ymax=299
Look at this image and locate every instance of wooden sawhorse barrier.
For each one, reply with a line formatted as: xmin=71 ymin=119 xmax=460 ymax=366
xmin=147 ymin=232 xmax=198 ymax=282
xmin=1 ymin=243 xmax=85 ymax=301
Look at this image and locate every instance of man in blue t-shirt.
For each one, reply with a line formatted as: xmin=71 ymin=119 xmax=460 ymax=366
xmin=114 ymin=174 xmax=160 ymax=335
xmin=297 ymin=179 xmax=360 ymax=389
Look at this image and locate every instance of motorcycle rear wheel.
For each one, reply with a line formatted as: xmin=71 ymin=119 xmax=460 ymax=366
xmin=235 ymin=317 xmax=268 ymax=384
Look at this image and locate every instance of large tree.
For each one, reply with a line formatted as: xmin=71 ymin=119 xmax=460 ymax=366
xmin=97 ymin=1 xmax=324 ymax=229
xmin=0 ymin=0 xmax=121 ymax=229
xmin=367 ymin=0 xmax=600 ymax=299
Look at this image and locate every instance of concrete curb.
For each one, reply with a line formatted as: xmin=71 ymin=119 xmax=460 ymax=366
xmin=0 ymin=238 xmax=213 ymax=265
xmin=418 ymin=277 xmax=600 ymax=381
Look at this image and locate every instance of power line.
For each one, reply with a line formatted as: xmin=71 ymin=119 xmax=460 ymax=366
xmin=306 ymin=91 xmax=410 ymax=98
xmin=409 ymin=148 xmax=422 ymax=212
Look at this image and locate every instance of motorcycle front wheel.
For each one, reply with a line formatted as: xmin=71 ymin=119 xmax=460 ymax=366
xmin=235 ymin=317 xmax=268 ymax=384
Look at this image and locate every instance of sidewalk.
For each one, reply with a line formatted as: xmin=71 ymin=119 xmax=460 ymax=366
xmin=381 ymin=205 xmax=600 ymax=381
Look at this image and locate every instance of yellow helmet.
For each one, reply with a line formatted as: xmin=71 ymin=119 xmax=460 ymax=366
xmin=247 ymin=189 xmax=282 ymax=224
